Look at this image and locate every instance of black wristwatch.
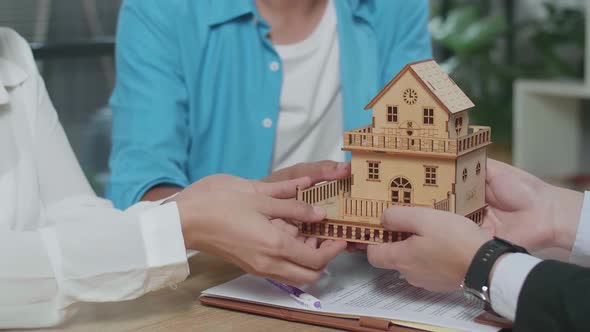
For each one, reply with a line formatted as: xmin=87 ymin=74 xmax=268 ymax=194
xmin=460 ymin=237 xmax=529 ymax=310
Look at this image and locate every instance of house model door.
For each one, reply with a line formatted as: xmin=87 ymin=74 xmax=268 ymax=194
xmin=391 ymin=177 xmax=412 ymax=203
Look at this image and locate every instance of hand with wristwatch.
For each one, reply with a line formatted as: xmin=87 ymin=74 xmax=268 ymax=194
xmin=460 ymin=237 xmax=529 ymax=311
xmin=366 ymin=159 xmax=584 ymax=315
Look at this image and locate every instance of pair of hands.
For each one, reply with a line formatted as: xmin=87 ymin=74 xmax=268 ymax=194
xmin=367 ymin=159 xmax=584 ymax=292
xmin=169 ymin=158 xmax=583 ymax=292
xmin=171 ymin=161 xmax=351 ymax=285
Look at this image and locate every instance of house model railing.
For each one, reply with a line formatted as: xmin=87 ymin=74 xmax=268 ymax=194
xmin=343 ymin=125 xmax=490 ymax=157
xmin=296 ymin=176 xmax=452 ymax=225
xmin=296 ymin=179 xmax=483 ymax=244
xmin=298 ymin=221 xmax=413 ymax=244
xmin=341 ymin=194 xmax=434 ymax=221
xmin=296 ymin=177 xmax=352 ymax=205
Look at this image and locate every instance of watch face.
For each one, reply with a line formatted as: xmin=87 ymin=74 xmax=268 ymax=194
xmin=403 ymin=88 xmax=418 ymax=105
xmin=460 ymin=284 xmax=490 ymax=307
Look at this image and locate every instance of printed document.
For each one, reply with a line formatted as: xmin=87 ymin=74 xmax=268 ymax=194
xmin=202 ymin=252 xmax=499 ymax=332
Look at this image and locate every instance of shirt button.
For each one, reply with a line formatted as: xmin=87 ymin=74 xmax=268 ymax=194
xmin=262 ymin=118 xmax=273 ymax=128
xmin=269 ymin=61 xmax=280 ymax=72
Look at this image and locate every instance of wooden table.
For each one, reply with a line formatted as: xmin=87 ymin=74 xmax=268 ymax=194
xmin=14 ymin=254 xmax=337 ymax=332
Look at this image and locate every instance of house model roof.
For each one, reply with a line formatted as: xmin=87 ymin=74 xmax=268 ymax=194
xmin=364 ymin=59 xmax=475 ymax=114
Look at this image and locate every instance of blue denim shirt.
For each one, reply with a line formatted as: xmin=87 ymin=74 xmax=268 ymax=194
xmin=108 ymin=0 xmax=432 ymax=208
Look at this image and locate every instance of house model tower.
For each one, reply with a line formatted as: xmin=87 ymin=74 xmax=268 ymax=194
xmin=296 ymin=59 xmax=491 ymax=244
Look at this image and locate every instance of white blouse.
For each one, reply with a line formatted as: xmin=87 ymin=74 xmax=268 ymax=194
xmin=0 ymin=28 xmax=189 ymax=328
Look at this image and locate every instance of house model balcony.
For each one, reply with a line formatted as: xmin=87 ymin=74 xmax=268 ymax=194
xmin=296 ymin=60 xmax=491 ymax=244
xmin=343 ymin=125 xmax=491 ymax=158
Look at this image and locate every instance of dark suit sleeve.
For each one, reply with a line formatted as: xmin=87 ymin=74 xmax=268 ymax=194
xmin=514 ymin=260 xmax=590 ymax=331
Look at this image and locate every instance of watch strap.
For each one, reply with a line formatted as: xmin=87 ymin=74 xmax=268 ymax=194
xmin=464 ymin=237 xmax=529 ymax=292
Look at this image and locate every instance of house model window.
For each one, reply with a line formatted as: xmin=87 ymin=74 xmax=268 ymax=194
xmin=387 ymin=106 xmax=398 ymax=123
xmin=462 ymin=168 xmax=468 ymax=182
xmin=423 ymin=108 xmax=434 ymax=125
xmin=476 ymin=162 xmax=481 ymax=175
xmin=424 ymin=166 xmax=437 ymax=185
xmin=367 ymin=161 xmax=380 ymax=181
xmin=391 ymin=177 xmax=412 ymax=203
xmin=455 ymin=117 xmax=463 ymax=135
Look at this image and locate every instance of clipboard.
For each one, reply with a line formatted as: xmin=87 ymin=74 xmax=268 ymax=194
xmin=200 ymin=295 xmax=512 ymax=332
xmin=201 ymin=295 xmax=421 ymax=331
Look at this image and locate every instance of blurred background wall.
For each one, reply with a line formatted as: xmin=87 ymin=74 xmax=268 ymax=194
xmin=431 ymin=0 xmax=588 ymax=191
xmin=0 ymin=0 xmax=120 ymax=194
xmin=0 ymin=0 xmax=587 ymax=195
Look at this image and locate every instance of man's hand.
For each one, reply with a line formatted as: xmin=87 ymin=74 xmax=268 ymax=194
xmin=263 ymin=160 xmax=350 ymax=184
xmin=482 ymin=159 xmax=583 ymax=251
xmin=173 ymin=176 xmax=346 ymax=285
xmin=143 ymin=160 xmax=350 ymax=201
xmin=367 ymin=207 xmax=491 ymax=292
xmin=179 ymin=173 xmax=313 ymax=199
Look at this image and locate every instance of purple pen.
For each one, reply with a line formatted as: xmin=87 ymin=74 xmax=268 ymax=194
xmin=265 ymin=279 xmax=322 ymax=310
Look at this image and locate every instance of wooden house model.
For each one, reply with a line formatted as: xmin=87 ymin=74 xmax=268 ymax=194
xmin=296 ymin=59 xmax=491 ymax=244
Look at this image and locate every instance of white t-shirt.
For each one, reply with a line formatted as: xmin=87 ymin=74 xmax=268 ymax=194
xmin=271 ymin=0 xmax=345 ymax=171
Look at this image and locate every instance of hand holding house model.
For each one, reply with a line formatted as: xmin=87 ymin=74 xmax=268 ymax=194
xmin=296 ymin=60 xmax=491 ymax=244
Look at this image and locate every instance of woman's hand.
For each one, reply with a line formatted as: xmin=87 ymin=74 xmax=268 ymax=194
xmin=482 ymin=159 xmax=583 ymax=251
xmin=173 ymin=175 xmax=346 ymax=285
xmin=367 ymin=207 xmax=491 ymax=292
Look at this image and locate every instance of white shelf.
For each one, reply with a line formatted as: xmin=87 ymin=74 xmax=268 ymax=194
xmin=512 ymin=2 xmax=590 ymax=178
xmin=513 ymin=81 xmax=588 ymax=177
xmin=515 ymin=80 xmax=590 ymax=98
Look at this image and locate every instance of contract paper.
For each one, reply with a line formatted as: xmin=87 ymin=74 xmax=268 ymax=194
xmin=201 ymin=252 xmax=499 ymax=332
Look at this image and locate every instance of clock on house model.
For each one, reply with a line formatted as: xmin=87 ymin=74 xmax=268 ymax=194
xmin=403 ymin=88 xmax=418 ymax=104
xmin=295 ymin=59 xmax=491 ymax=244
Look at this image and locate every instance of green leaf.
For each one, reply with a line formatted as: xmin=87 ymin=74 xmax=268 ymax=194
xmin=430 ymin=6 xmax=480 ymax=45
xmin=453 ymin=15 xmax=507 ymax=54
xmin=430 ymin=6 xmax=506 ymax=54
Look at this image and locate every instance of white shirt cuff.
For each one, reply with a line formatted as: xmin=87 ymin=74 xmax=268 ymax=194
xmin=138 ymin=201 xmax=190 ymax=291
xmin=569 ymin=191 xmax=590 ymax=266
xmin=490 ymin=253 xmax=542 ymax=321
